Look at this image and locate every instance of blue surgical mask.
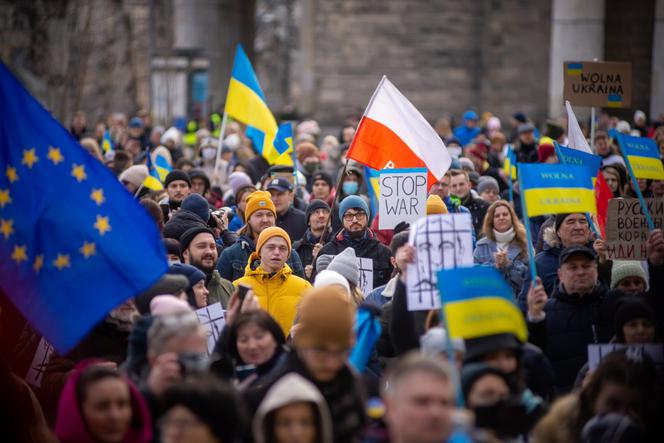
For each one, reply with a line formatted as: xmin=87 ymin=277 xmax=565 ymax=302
xmin=343 ymin=181 xmax=359 ymax=195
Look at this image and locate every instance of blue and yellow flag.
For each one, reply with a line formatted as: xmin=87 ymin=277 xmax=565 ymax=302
xmin=143 ymin=151 xmax=166 ymax=191
xmin=519 ymin=163 xmax=596 ymax=217
xmin=556 ymin=144 xmax=603 ymax=186
xmin=437 ymin=266 xmax=527 ymax=342
xmin=101 ymin=129 xmax=114 ymax=155
xmin=617 ymin=133 xmax=664 ymax=180
xmin=224 ymin=45 xmax=291 ymax=165
xmin=364 ymin=166 xmax=380 ymax=220
xmin=0 ymin=62 xmax=167 ymax=352
xmin=274 ymin=122 xmax=294 ymax=157
xmin=503 ymin=145 xmax=517 ymax=180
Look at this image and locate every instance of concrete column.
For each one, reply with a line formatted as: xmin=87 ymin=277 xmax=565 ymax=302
xmin=651 ymin=0 xmax=664 ymax=118
xmin=548 ymin=0 xmax=605 ymax=118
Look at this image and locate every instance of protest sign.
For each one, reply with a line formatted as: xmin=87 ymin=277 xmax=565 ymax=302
xmin=379 ymin=168 xmax=428 ymax=229
xmin=563 ymin=61 xmax=632 ymax=108
xmin=357 ymin=257 xmax=374 ymax=295
xmin=406 ymin=213 xmax=473 ymax=310
xmin=605 ymin=198 xmax=664 ymax=260
xmin=195 ymin=303 xmax=226 ymax=355
xmin=588 ymin=344 xmax=663 ymax=370
xmin=25 ymin=337 xmax=54 ymax=387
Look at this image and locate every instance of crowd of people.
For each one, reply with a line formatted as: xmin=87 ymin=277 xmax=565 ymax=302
xmin=2 ymin=106 xmax=664 ymax=443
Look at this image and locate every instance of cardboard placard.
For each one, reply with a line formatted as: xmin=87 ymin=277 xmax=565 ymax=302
xmin=195 ymin=303 xmax=226 ymax=355
xmin=25 ymin=337 xmax=55 ymax=387
xmin=378 ymin=168 xmax=428 ymax=229
xmin=357 ymin=257 xmax=374 ymax=296
xmin=605 ymin=198 xmax=664 ymax=260
xmin=406 ymin=213 xmax=474 ymax=310
xmin=563 ymin=61 xmax=632 ymax=108
xmin=588 ymin=344 xmax=663 ymax=370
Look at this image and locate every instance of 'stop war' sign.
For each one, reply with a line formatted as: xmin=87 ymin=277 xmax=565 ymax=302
xmin=563 ymin=61 xmax=632 ymax=108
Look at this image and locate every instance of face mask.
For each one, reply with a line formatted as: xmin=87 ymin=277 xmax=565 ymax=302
xmin=303 ymin=162 xmax=319 ymax=174
xmin=343 ymin=181 xmax=358 ymax=195
xmin=202 ymin=147 xmax=216 ymax=160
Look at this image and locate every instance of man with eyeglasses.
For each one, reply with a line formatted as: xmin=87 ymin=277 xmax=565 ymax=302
xmin=315 ymin=195 xmax=393 ymax=289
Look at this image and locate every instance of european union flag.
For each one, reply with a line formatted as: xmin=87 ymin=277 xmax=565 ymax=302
xmin=0 ymin=63 xmax=167 ymax=352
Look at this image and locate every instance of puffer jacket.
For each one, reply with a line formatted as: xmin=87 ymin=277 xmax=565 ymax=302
xmin=233 ymin=253 xmax=312 ymax=337
xmin=314 ymin=229 xmax=393 ymax=289
xmin=473 ymin=237 xmax=530 ymax=307
xmin=162 ymin=209 xmax=206 ymax=240
xmin=252 ymin=373 xmax=333 ymax=443
xmin=216 ymin=235 xmax=305 ymax=282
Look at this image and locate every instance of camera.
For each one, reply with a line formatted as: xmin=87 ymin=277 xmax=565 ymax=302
xmin=178 ymin=352 xmax=210 ymax=376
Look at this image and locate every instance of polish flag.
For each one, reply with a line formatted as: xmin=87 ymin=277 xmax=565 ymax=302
xmin=346 ymin=76 xmax=451 ymax=187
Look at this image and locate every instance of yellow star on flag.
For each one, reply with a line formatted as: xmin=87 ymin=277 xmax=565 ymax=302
xmin=90 ymin=188 xmax=105 ymax=206
xmin=94 ymin=215 xmax=111 ymax=236
xmin=47 ymin=146 xmax=64 ymax=165
xmin=0 ymin=219 xmax=14 ymax=239
xmin=0 ymin=188 xmax=11 ymax=208
xmin=53 ymin=254 xmax=71 ymax=270
xmin=6 ymin=166 xmax=18 ymax=183
xmin=22 ymin=148 xmax=39 ymax=168
xmin=11 ymin=244 xmax=27 ymax=263
xmin=71 ymin=164 xmax=87 ymax=182
xmin=33 ymin=255 xmax=44 ymax=273
xmin=80 ymin=241 xmax=96 ymax=258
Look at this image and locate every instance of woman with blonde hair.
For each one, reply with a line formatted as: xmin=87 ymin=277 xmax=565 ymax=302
xmin=473 ymin=200 xmax=530 ymax=303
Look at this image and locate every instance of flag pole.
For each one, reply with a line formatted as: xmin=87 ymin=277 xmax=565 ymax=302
xmin=213 ymin=112 xmax=229 ymax=175
xmin=616 ymin=134 xmax=656 ymax=231
xmin=507 ymin=144 xmax=514 ymax=203
xmin=438 ymin=301 xmax=465 ymax=407
xmin=517 ymin=164 xmax=538 ymax=283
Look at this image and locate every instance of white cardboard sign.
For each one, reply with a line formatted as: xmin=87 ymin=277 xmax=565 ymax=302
xmin=195 ymin=303 xmax=226 ymax=355
xmin=379 ymin=168 xmax=428 ymax=229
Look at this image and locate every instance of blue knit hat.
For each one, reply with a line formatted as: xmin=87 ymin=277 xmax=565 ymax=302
xmin=338 ymin=195 xmax=369 ymax=220
xmin=167 ymin=263 xmax=205 ymax=290
xmin=181 ymin=193 xmax=210 ymax=222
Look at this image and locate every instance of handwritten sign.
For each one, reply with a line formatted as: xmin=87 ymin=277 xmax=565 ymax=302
xmin=606 ymin=198 xmax=664 ymax=260
xmin=588 ymin=343 xmax=663 ymax=370
xmin=25 ymin=337 xmax=55 ymax=387
xmin=563 ymin=61 xmax=632 ymax=108
xmin=357 ymin=257 xmax=374 ymax=296
xmin=407 ymin=213 xmax=474 ymax=310
xmin=195 ymin=303 xmax=226 ymax=355
xmin=379 ymin=168 xmax=428 ymax=229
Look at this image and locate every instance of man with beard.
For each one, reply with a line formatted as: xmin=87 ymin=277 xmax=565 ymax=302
xmin=159 ymin=170 xmax=192 ymax=222
xmin=315 ymin=195 xmax=393 ymax=289
xmin=179 ymin=226 xmax=234 ymax=308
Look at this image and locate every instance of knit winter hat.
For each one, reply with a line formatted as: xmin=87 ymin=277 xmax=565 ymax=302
xmin=134 ymin=274 xmax=189 ymax=315
xmin=296 ymin=142 xmax=319 ymax=163
xmin=554 ymin=213 xmax=574 ymax=233
xmin=245 ymin=190 xmax=276 ymax=220
xmin=426 ymin=194 xmax=448 ymax=215
xmin=311 ymin=171 xmax=333 ymax=187
xmin=179 ymin=226 xmax=215 ymax=256
xmin=316 ymin=254 xmax=334 ymax=272
xmin=306 ymin=199 xmax=331 ymax=225
xmin=313 ymin=269 xmax=351 ymax=297
xmin=119 ymin=165 xmax=149 ymax=189
xmin=228 ymin=171 xmax=254 ymax=196
xmin=256 ymin=226 xmax=291 ymax=256
xmin=150 ymin=295 xmax=192 ymax=316
xmin=327 ymin=247 xmax=359 ymax=287
xmin=294 ymin=287 xmax=356 ymax=349
xmin=610 ymin=260 xmax=648 ymax=289
xmin=167 ymin=263 xmax=206 ymax=290
xmin=164 ymin=169 xmax=191 ymax=188
xmin=614 ymin=298 xmax=655 ymax=342
xmin=338 ymin=195 xmax=369 ymax=220
xmin=477 ymin=176 xmax=499 ymax=195
xmin=461 ymin=363 xmax=512 ymax=400
xmin=181 ymin=194 xmax=210 ymax=222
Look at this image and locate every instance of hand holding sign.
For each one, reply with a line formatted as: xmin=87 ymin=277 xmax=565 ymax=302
xmin=646 ymin=228 xmax=664 ymax=266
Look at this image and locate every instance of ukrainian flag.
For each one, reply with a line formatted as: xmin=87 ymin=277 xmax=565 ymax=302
xmin=224 ymin=45 xmax=291 ymax=165
xmin=567 ymin=62 xmax=583 ymax=76
xmin=607 ymin=93 xmax=623 ymax=108
xmin=101 ymin=129 xmax=114 ymax=155
xmin=519 ymin=163 xmax=596 ymax=217
xmin=438 ymin=267 xmax=527 ymax=342
xmin=503 ymin=145 xmax=517 ymax=180
xmin=618 ymin=133 xmax=664 ymax=180
xmin=364 ymin=166 xmax=380 ymax=220
xmin=273 ymin=122 xmax=294 ymax=156
xmin=143 ymin=151 xmax=165 ymax=191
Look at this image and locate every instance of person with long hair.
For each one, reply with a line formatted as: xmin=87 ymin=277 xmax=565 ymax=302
xmin=473 ymin=200 xmax=530 ymax=301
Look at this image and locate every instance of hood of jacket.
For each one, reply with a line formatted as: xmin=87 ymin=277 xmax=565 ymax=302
xmin=252 ymin=373 xmax=333 ymax=443
xmin=243 ymin=252 xmax=294 ymax=280
xmin=55 ymin=360 xmax=152 ymax=443
xmin=542 ymin=225 xmax=562 ymax=249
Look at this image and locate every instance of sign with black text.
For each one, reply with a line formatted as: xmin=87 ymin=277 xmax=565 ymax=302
xmin=563 ymin=61 xmax=632 ymax=108
xmin=606 ymin=198 xmax=664 ymax=260
xmin=379 ymin=168 xmax=427 ymax=229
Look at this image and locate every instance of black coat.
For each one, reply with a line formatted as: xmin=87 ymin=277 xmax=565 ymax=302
xmin=315 ymin=229 xmax=394 ymax=289
xmin=276 ymin=207 xmax=307 ymax=243
xmin=293 ymin=228 xmax=334 ymax=269
xmin=527 ymin=283 xmax=619 ymax=393
xmin=460 ymin=194 xmax=489 ymax=236
xmin=162 ymin=209 xmax=207 ymax=240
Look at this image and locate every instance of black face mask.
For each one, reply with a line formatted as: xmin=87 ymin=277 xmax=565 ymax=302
xmin=473 ymin=397 xmax=528 ymax=437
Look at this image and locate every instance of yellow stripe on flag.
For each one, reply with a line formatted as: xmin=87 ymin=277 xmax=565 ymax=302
xmin=444 ymin=297 xmax=528 ymax=342
xmin=626 ymin=155 xmax=664 ymax=180
xmin=143 ymin=175 xmax=163 ymax=191
xmin=524 ymin=187 xmax=596 ymax=217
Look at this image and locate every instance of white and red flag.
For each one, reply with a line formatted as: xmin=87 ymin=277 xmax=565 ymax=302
xmin=346 ymin=76 xmax=451 ymax=187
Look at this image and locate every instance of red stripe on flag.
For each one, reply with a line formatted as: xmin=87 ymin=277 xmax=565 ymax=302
xmin=595 ymin=172 xmax=612 ymax=238
xmin=347 ymin=116 xmax=437 ymax=187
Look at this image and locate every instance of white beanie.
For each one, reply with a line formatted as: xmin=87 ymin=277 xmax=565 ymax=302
xmin=161 ymin=127 xmax=181 ymax=146
xmin=313 ymin=270 xmax=351 ymax=297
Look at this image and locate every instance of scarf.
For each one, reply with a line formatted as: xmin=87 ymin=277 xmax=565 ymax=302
xmin=493 ymin=227 xmax=515 ymax=251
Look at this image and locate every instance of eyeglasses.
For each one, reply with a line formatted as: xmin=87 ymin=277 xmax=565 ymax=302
xmin=343 ymin=211 xmax=367 ymax=222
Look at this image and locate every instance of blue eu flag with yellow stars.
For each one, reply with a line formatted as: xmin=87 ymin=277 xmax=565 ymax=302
xmin=0 ymin=62 xmax=167 ymax=352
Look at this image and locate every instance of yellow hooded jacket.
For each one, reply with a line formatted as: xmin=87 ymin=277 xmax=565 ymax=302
xmin=234 ymin=252 xmax=312 ymax=337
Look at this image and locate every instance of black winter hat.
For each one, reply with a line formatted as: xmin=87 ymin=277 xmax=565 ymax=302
xmin=179 ymin=226 xmax=215 ymax=256
xmin=164 ymin=169 xmax=192 ymax=188
xmin=554 ymin=213 xmax=574 ymax=233
xmin=614 ymin=298 xmax=656 ymax=342
xmin=311 ymin=171 xmax=333 ymax=187
xmin=461 ymin=363 xmax=512 ymax=400
xmin=181 ymin=194 xmax=210 ymax=222
xmin=463 ymin=333 xmax=522 ymax=364
xmin=305 ymin=199 xmax=331 ymax=226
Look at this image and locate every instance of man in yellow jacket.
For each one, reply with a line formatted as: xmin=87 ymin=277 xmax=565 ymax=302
xmin=234 ymin=226 xmax=312 ymax=337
